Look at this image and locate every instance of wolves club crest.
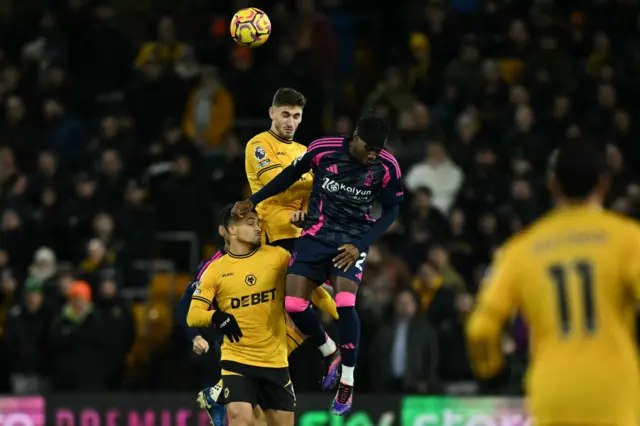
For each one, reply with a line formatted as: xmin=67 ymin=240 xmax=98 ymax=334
xmin=245 ymin=274 xmax=257 ymax=286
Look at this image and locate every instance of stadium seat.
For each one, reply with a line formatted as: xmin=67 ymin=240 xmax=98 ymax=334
xmin=173 ymin=273 xmax=192 ymax=299
xmin=128 ymin=302 xmax=152 ymax=376
xmin=148 ymin=272 xmax=173 ymax=301
xmin=132 ymin=302 xmax=149 ymax=338
xmin=147 ymin=301 xmax=173 ymax=346
xmin=129 ymin=301 xmax=173 ymax=354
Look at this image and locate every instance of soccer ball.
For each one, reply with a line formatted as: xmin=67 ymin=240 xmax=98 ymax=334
xmin=230 ymin=8 xmax=271 ymax=48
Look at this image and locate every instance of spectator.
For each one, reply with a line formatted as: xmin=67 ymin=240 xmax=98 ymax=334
xmin=0 ymin=0 xmax=639 ymax=395
xmin=395 ymin=102 xmax=444 ymax=165
xmin=21 ymin=12 xmax=67 ymax=69
xmin=42 ymin=98 xmax=86 ymax=168
xmin=28 ymin=150 xmax=71 ymax=205
xmin=459 ymin=146 xmax=504 ymax=214
xmin=506 ymin=179 xmax=541 ymax=226
xmin=0 ymin=96 xmax=41 ymax=172
xmin=4 ymin=278 xmax=51 ymax=394
xmin=444 ymin=208 xmax=474 ymax=279
xmin=182 ymin=66 xmax=234 ymax=147
xmin=0 ymin=270 xmax=18 ymax=335
xmin=225 ymin=47 xmax=264 ymax=120
xmin=129 ymin=57 xmax=181 ymax=142
xmin=503 ymin=104 xmax=547 ymax=170
xmin=414 ymin=261 xmax=473 ymax=382
xmin=408 ymin=187 xmax=449 ymax=240
xmin=26 ymin=247 xmax=57 ymax=287
xmin=97 ymin=150 xmax=127 ymax=211
xmin=292 ymin=0 xmax=337 ymax=84
xmin=444 ymin=37 xmax=483 ymax=96
xmin=154 ymin=155 xmax=203 ymax=232
xmin=49 ymin=280 xmax=105 ymax=391
xmin=370 ymin=289 xmax=440 ymax=394
xmin=85 ymin=116 xmax=135 ymax=168
xmin=79 ymin=239 xmax=116 ymax=288
xmin=0 ymin=147 xmax=20 ymax=210
xmin=135 ymin=16 xmax=186 ymax=68
xmin=364 ymin=67 xmax=414 ymax=115
xmin=60 ymin=174 xmax=100 ymax=260
xmin=449 ymin=112 xmax=482 ymax=170
xmin=117 ymin=181 xmax=155 ymax=262
xmin=405 ymin=142 xmax=464 ymax=214
xmin=96 ymin=273 xmax=134 ymax=391
xmin=428 ymin=245 xmax=466 ymax=293
xmin=48 ymin=262 xmax=75 ymax=312
xmin=147 ymin=120 xmax=201 ymax=172
xmin=359 ymin=245 xmax=395 ymax=322
xmin=173 ymin=45 xmax=201 ymax=87
xmin=91 ymin=212 xmax=122 ymax=257
xmin=1 ymin=209 xmax=32 ymax=275
xmin=74 ymin=5 xmax=132 ymax=96
xmin=33 ymin=186 xmax=64 ymax=253
xmin=40 ymin=64 xmax=74 ymax=108
xmin=210 ymin=134 xmax=248 ymax=205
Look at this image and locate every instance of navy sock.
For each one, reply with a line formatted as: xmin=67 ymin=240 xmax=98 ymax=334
xmin=337 ymin=306 xmax=360 ymax=367
xmin=288 ymin=306 xmax=327 ymax=347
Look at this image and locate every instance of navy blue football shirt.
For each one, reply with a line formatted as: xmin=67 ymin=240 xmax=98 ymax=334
xmin=250 ymin=136 xmax=404 ymax=249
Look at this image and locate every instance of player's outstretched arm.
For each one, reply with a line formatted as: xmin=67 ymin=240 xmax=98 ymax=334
xmin=249 ymin=160 xmax=309 ymax=206
xmin=353 ymin=203 xmax=400 ymax=252
xmin=288 ymin=171 xmax=313 ymax=196
xmin=352 ymin=155 xmax=405 ymax=252
xmin=333 ymin=203 xmax=400 ymax=271
xmin=247 ymin=140 xmax=313 ymax=195
xmin=233 ymin=155 xmax=311 ymax=217
xmin=466 ymin=249 xmax=519 ymax=390
xmin=175 ymin=280 xmax=202 ymax=342
xmin=466 ymin=308 xmax=506 ymax=379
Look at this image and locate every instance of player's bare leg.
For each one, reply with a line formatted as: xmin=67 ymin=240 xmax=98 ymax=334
xmin=252 ymin=406 xmax=267 ymax=426
xmin=285 ymin=274 xmax=341 ymax=389
xmin=330 ymin=276 xmax=359 ymax=416
xmin=285 ymin=274 xmax=316 ymax=299
xmin=264 ymin=410 xmax=294 ymax=426
xmin=226 ymin=402 xmax=253 ymax=426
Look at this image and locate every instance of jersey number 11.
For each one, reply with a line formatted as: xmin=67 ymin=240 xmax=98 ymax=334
xmin=548 ymin=260 xmax=596 ymax=337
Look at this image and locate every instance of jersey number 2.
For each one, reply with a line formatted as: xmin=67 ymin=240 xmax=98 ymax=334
xmin=355 ymin=253 xmax=367 ymax=271
xmin=548 ymin=260 xmax=596 ymax=336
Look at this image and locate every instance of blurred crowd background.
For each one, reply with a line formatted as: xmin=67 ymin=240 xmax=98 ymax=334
xmin=1 ymin=0 xmax=640 ymax=396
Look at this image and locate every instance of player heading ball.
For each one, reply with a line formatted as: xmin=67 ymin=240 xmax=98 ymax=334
xmin=233 ymin=115 xmax=404 ymax=416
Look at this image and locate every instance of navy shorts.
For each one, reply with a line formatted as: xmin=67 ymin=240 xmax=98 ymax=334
xmin=270 ymin=238 xmax=297 ymax=253
xmin=287 ymin=236 xmax=368 ymax=285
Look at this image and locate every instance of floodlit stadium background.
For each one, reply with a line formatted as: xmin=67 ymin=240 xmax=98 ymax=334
xmin=1 ymin=0 xmax=638 ymax=424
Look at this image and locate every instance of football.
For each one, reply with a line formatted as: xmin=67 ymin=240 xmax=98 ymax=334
xmin=230 ymin=8 xmax=271 ymax=48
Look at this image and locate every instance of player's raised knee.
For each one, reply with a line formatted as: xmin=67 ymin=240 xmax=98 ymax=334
xmin=335 ymin=292 xmax=356 ymax=307
xmin=285 ymin=295 xmax=309 ymax=313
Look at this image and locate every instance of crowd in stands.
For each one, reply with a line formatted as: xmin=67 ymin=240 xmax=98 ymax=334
xmin=1 ymin=0 xmax=639 ymax=394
